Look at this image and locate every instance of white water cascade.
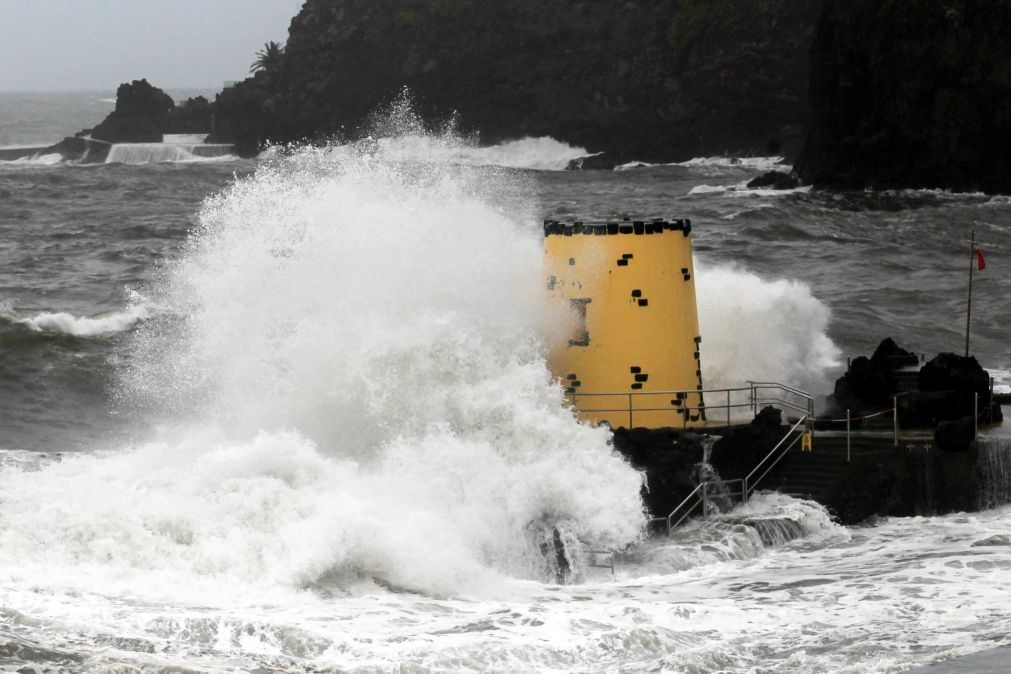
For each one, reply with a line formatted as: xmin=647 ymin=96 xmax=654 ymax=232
xmin=105 ymin=141 xmax=235 ymax=165
xmin=978 ymin=437 xmax=1011 ymax=510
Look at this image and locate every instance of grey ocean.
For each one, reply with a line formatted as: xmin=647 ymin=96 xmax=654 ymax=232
xmin=1 ymin=91 xmax=1010 ymax=672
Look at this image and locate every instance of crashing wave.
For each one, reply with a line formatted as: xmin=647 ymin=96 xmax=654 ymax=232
xmin=261 ymin=135 xmax=588 ymax=171
xmin=5 ymin=293 xmax=153 ymax=337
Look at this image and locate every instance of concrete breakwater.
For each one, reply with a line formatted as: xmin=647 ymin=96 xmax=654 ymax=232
xmin=1 ymin=137 xmax=234 ymax=164
xmin=618 ymin=339 xmax=1007 ymax=528
xmin=617 ymin=411 xmax=1011 ymax=528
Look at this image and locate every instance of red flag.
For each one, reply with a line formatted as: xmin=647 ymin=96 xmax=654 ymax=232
xmin=975 ymin=248 xmax=986 ymax=271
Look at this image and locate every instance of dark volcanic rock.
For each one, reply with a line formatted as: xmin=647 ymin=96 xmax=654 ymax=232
xmin=831 ymin=355 xmax=892 ymax=415
xmin=709 ymin=406 xmax=785 ymax=482
xmin=871 ymin=337 xmax=919 ymax=369
xmin=214 ymin=0 xmax=819 ymax=162
xmin=49 ymin=137 xmax=89 ymax=161
xmin=165 ymin=96 xmax=213 ymax=135
xmin=917 ymin=352 xmax=994 ymax=425
xmin=934 ymin=416 xmax=975 ymax=453
xmin=920 ymin=353 xmax=991 ymax=402
xmin=828 ymin=338 xmax=921 ymax=419
xmin=43 ymin=136 xmax=110 ymax=163
xmin=796 ymin=0 xmax=1011 ymax=193
xmin=208 ymin=74 xmax=278 ymax=157
xmin=565 ymin=153 xmax=617 ymax=171
xmin=746 ymin=170 xmax=801 ymax=190
xmin=611 ymin=427 xmax=705 ymax=519
xmin=829 ymin=342 xmax=1002 ymax=430
xmin=91 ymin=79 xmax=175 ymax=143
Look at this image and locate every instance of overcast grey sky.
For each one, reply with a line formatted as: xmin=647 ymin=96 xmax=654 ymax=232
xmin=0 ymin=0 xmax=305 ymax=92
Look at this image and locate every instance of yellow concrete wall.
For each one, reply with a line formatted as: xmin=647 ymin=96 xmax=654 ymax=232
xmin=544 ymin=220 xmax=705 ymax=428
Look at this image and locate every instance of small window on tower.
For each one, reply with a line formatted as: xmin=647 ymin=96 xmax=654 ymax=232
xmin=568 ymin=298 xmax=591 ymax=347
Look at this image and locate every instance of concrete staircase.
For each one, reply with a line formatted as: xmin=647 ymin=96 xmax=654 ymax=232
xmin=767 ymin=432 xmax=932 ymax=502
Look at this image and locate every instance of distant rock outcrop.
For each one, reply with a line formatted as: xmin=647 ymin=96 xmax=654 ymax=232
xmin=91 ymin=79 xmax=175 ymax=143
xmin=88 ymin=80 xmax=214 ymax=145
xmin=796 ymin=0 xmax=1011 ymax=193
xmin=212 ymin=0 xmax=819 ymax=161
xmin=165 ymin=96 xmax=213 ymax=135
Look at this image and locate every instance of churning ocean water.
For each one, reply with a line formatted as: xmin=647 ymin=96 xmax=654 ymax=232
xmin=1 ymin=91 xmax=1011 ymax=673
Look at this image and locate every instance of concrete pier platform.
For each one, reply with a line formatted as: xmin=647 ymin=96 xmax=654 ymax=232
xmin=0 ymin=146 xmax=49 ymax=161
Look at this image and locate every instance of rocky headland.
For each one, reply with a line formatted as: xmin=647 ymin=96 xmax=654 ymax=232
xmin=26 ymin=0 xmax=1011 ymax=189
xmin=796 ymin=0 xmax=1011 ymax=192
xmin=225 ymin=0 xmax=1007 ymax=192
xmin=209 ymin=0 xmax=819 ymax=162
xmin=8 ymin=80 xmax=218 ymax=164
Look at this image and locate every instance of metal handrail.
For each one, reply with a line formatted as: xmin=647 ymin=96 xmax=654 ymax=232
xmin=747 ymin=381 xmax=815 ymax=427
xmin=661 ymin=481 xmax=706 ymax=534
xmin=662 ymin=478 xmax=747 ymax=534
xmin=567 ymin=381 xmax=813 ymax=430
xmin=654 ymin=414 xmax=809 ymax=536
xmin=743 ymin=415 xmax=808 ymax=500
xmin=586 ymin=549 xmax=615 ymax=578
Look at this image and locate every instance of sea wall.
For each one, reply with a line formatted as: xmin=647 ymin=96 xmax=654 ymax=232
xmin=212 ymin=0 xmax=819 ymax=161
xmin=796 ymin=0 xmax=1011 ymax=192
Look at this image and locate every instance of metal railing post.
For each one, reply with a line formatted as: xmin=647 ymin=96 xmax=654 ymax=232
xmin=743 ymin=476 xmax=748 ymax=503
xmin=701 ymin=482 xmax=708 ymax=519
xmin=893 ymin=396 xmax=898 ymax=447
xmin=974 ymin=392 xmax=979 ymax=438
xmin=846 ymin=409 xmax=851 ymax=462
xmin=628 ymin=393 xmax=633 ymax=429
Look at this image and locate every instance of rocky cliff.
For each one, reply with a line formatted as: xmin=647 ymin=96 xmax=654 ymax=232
xmin=214 ymin=0 xmax=819 ymax=161
xmin=90 ymin=80 xmax=175 ymax=143
xmin=796 ymin=0 xmax=1011 ymax=192
xmin=89 ymin=79 xmax=213 ymax=144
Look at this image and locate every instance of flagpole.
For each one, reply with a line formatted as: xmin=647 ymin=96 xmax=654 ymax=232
xmin=965 ymin=228 xmax=975 ymax=357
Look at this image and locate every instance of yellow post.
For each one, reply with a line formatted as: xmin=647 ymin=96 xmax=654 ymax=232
xmin=544 ymin=219 xmax=705 ymax=428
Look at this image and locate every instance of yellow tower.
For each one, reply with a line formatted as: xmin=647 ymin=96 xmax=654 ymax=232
xmin=544 ymin=219 xmax=705 ymax=429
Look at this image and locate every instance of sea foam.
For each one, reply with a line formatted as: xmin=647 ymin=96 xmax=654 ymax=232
xmin=262 ymin=134 xmax=588 ymax=171
xmin=13 ymin=305 xmax=150 ymax=337
xmin=0 ymin=110 xmax=844 ymax=604
xmin=696 ymin=263 xmax=841 ymax=394
xmin=0 ymin=116 xmax=645 ymax=602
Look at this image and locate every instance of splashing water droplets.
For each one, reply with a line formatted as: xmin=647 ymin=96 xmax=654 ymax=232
xmin=0 ymin=113 xmax=645 ymax=600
